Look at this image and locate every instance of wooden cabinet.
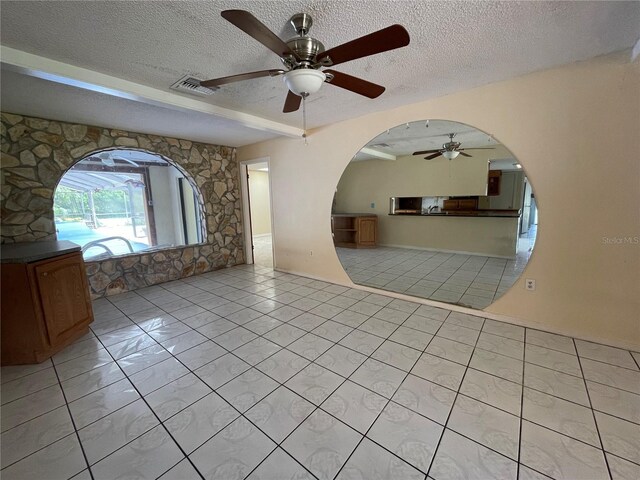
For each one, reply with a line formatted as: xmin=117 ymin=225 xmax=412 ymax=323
xmin=443 ymin=199 xmax=478 ymax=211
xmin=488 ymin=170 xmax=502 ymax=196
xmin=1 ymin=247 xmax=94 ymax=365
xmin=332 ymin=214 xmax=378 ymax=248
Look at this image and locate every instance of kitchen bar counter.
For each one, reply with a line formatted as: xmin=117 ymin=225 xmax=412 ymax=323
xmin=389 ymin=210 xmax=519 ymax=218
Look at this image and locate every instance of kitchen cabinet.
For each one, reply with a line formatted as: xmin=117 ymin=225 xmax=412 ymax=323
xmin=488 ymin=170 xmax=502 ymax=196
xmin=332 ymin=214 xmax=377 ymax=248
xmin=443 ymin=199 xmax=478 ymax=211
xmin=1 ymin=241 xmax=94 ymax=365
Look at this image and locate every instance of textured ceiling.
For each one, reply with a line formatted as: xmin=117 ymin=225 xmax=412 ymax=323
xmin=353 ymin=119 xmax=515 ymax=164
xmin=1 ymin=1 xmax=639 ymax=146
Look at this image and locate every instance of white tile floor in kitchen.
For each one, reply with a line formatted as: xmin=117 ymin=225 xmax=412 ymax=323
xmin=337 ymin=225 xmax=537 ymax=310
xmin=1 ymin=263 xmax=639 ymax=480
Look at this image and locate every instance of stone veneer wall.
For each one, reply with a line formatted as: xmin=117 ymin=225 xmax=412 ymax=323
xmin=1 ymin=112 xmax=244 ymax=298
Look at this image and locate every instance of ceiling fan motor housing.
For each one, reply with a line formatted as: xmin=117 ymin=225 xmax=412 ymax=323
xmin=282 ymin=36 xmax=325 ymax=68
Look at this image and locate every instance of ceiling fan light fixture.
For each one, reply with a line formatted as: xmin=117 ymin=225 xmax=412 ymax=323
xmin=283 ymin=69 xmax=326 ymax=96
xmin=442 ymin=150 xmax=460 ymax=160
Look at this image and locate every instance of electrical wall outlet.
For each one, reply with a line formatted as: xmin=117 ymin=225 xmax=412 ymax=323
xmin=525 ymin=279 xmax=536 ymax=291
xmin=370 ymin=202 xmax=375 ymax=209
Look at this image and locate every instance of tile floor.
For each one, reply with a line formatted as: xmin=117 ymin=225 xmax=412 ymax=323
xmin=337 ymin=226 xmax=537 ymax=309
xmin=2 ymin=263 xmax=639 ymax=480
xmin=252 ymin=234 xmax=273 ymax=268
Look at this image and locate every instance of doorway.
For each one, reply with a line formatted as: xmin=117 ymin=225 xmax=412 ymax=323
xmin=240 ymin=160 xmax=274 ymax=268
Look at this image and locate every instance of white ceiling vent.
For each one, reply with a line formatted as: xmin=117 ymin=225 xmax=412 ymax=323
xmin=170 ymin=75 xmax=217 ymax=96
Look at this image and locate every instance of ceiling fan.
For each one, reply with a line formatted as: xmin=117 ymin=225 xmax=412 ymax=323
xmin=200 ymin=10 xmax=410 ymax=113
xmin=413 ymin=133 xmax=495 ymax=160
xmin=86 ymin=152 xmax=139 ymax=168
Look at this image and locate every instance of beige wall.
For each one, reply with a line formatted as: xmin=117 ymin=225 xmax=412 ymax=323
xmin=248 ymin=170 xmax=272 ymax=235
xmin=335 ymin=145 xmax=518 ymax=256
xmin=238 ymin=52 xmax=640 ymax=349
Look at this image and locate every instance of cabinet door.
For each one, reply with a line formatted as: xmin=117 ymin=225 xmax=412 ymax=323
xmin=488 ymin=171 xmax=502 ymax=196
xmin=34 ymin=254 xmax=92 ymax=345
xmin=357 ymin=217 xmax=377 ymax=246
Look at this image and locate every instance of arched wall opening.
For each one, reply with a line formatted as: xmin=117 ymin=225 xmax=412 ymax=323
xmin=332 ymin=119 xmax=538 ymax=310
xmin=54 ymin=148 xmax=206 ymax=260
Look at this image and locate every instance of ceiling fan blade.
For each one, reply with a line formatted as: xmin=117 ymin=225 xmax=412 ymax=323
xmin=221 ymin=10 xmax=296 ymax=59
xmin=283 ymin=91 xmax=302 ymax=113
xmin=413 ymin=149 xmax=441 ymax=155
xmin=459 ymin=147 xmax=496 ymax=151
xmin=458 ymin=152 xmax=472 ymax=158
xmin=324 ymin=70 xmax=385 ymax=98
xmin=200 ymin=69 xmax=285 ymax=88
xmin=424 ymin=152 xmax=442 ymax=160
xmin=317 ymin=24 xmax=410 ymax=67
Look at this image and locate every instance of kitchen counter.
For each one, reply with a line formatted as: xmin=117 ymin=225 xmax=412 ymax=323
xmin=389 ymin=210 xmax=520 ymax=218
xmin=332 ymin=213 xmax=377 ymax=217
xmin=1 ymin=240 xmax=81 ymax=263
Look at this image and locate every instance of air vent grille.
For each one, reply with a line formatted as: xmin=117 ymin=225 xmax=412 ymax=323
xmin=170 ymin=75 xmax=217 ymax=96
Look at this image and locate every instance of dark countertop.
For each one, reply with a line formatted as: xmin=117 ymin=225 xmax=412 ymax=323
xmin=390 ymin=211 xmax=520 ymax=218
xmin=332 ymin=213 xmax=378 ymax=217
xmin=1 ymin=240 xmax=81 ymax=263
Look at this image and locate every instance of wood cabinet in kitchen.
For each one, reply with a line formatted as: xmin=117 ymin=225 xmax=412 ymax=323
xmin=1 ymin=241 xmax=94 ymax=365
xmin=488 ymin=170 xmax=502 ymax=196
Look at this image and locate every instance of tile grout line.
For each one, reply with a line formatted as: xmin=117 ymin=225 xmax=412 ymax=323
xmin=516 ymin=327 xmax=527 ymax=480
xmin=49 ymin=360 xmax=96 ymax=480
xmin=573 ymin=337 xmax=614 ymax=480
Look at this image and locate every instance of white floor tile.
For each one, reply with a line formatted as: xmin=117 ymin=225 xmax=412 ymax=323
xmin=0 ymin=434 xmax=87 ymax=480
xmin=392 ymin=374 xmax=456 ymax=424
xmin=336 ymin=437 xmax=424 ymax=480
xmin=448 ymin=395 xmax=520 ymax=459
xmin=282 ymin=409 xmax=361 ymax=480
xmin=78 ymin=398 xmax=158 ymax=465
xmin=520 ymin=421 xmax=609 ymax=480
xmin=247 ymin=448 xmax=314 ymax=480
xmin=164 ymin=392 xmax=238 ymax=454
xmin=145 ymin=373 xmax=211 ymax=421
xmin=90 ymin=425 xmax=183 ymax=480
xmin=368 ymin=402 xmax=442 ymax=473
xmin=0 ymin=406 xmax=75 ymax=469
xmin=321 ymin=380 xmax=387 ymax=434
xmin=245 ymin=386 xmax=315 ymax=443
xmin=190 ymin=417 xmax=275 ymax=480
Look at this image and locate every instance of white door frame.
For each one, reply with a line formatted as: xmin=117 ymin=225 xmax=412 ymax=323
xmin=239 ymin=157 xmax=275 ymax=266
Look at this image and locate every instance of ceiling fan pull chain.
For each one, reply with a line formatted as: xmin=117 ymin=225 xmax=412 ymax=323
xmin=302 ymin=93 xmax=308 ymax=145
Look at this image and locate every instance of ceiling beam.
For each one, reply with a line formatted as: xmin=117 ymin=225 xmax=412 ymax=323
xmin=0 ymin=46 xmax=304 ymax=138
xmin=360 ymin=147 xmax=397 ymax=161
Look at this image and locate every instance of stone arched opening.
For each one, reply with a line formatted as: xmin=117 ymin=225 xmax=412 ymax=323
xmin=1 ymin=113 xmax=244 ymax=297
